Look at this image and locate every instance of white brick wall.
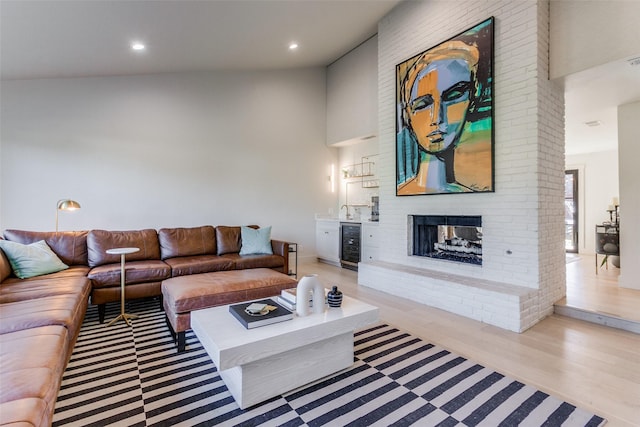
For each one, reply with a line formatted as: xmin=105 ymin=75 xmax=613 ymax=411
xmin=361 ymin=0 xmax=565 ymax=332
xmin=534 ymin=1 xmax=566 ymax=322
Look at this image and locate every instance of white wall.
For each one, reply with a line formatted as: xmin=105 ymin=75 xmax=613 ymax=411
xmin=566 ymin=150 xmax=619 ymax=254
xmin=550 ymin=0 xmax=640 ymax=78
xmin=326 ymin=35 xmax=378 ymax=145
xmin=0 ymin=69 xmax=337 ymax=259
xmin=618 ymin=101 xmax=640 ymax=290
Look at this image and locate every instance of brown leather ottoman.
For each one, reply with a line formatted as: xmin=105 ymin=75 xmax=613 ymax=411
xmin=162 ymin=268 xmax=297 ymax=352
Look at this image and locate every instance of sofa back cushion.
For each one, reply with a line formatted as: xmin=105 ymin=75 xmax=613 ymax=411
xmin=158 ymin=226 xmax=216 ymax=260
xmin=216 ymin=225 xmax=258 ymax=255
xmin=87 ymin=229 xmax=160 ymax=268
xmin=3 ymin=230 xmax=88 ymax=266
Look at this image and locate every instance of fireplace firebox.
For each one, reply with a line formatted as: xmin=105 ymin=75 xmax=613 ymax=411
xmin=410 ymin=215 xmax=482 ymax=265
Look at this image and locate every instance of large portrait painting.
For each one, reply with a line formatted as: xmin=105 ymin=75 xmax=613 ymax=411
xmin=396 ymin=17 xmax=494 ymax=196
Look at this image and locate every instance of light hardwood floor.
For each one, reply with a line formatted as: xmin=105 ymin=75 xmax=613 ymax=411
xmin=297 ymin=259 xmax=640 ymax=427
xmin=560 ymin=254 xmax=640 ymax=323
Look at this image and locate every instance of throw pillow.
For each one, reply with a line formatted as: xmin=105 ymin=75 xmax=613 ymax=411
xmin=239 ymin=226 xmax=273 ymax=255
xmin=0 ymin=239 xmax=69 ymax=279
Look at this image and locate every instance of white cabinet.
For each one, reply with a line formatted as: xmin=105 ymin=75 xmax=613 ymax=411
xmin=326 ymin=36 xmax=378 ymax=146
xmin=316 ymin=220 xmax=340 ymax=266
xmin=361 ymin=222 xmax=380 ymax=262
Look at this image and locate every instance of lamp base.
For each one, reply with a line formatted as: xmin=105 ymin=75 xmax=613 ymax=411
xmin=107 ymin=312 xmax=138 ymax=327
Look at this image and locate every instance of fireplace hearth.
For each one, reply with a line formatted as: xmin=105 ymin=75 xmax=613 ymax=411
xmin=410 ymin=215 xmax=482 ymax=265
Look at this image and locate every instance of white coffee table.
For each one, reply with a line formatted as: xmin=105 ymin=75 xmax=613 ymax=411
xmin=191 ymin=294 xmax=379 ymax=409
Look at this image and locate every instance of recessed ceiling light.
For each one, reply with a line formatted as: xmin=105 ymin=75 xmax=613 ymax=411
xmin=289 ymin=42 xmax=299 ymax=50
xmin=131 ymin=42 xmax=146 ymax=51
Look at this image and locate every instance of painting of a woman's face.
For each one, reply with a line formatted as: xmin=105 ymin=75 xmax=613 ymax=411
xmin=396 ymin=18 xmax=494 ymax=196
xmin=406 ymin=57 xmax=473 ymax=154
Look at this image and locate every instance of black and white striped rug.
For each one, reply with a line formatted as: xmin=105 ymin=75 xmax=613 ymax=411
xmin=53 ymin=299 xmax=605 ymax=426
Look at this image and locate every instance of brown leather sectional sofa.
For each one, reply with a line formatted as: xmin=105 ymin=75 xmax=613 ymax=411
xmin=0 ymin=225 xmax=290 ymax=427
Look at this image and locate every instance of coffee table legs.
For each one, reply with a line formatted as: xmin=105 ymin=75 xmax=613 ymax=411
xmin=107 ymin=252 xmax=139 ymax=327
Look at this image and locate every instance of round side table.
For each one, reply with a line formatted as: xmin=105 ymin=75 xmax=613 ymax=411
xmin=106 ymin=247 xmax=140 ymax=327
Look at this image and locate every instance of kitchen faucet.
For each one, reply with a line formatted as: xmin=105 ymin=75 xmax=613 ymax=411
xmin=340 ymin=204 xmax=352 ymax=220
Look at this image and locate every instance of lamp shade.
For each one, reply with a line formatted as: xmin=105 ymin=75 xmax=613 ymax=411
xmin=56 ymin=199 xmax=81 ymax=232
xmin=57 ymin=199 xmax=81 ymax=211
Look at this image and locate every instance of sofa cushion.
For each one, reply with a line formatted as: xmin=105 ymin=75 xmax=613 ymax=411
xmin=216 ymin=226 xmax=242 ymax=255
xmin=0 ymin=275 xmax=91 ymax=304
xmin=164 ymin=255 xmax=234 ymax=277
xmin=216 ymin=225 xmax=258 ymax=255
xmin=0 ymin=326 xmax=69 ymax=409
xmin=0 ymin=369 xmax=60 ymax=419
xmin=0 ymin=324 xmax=68 ymax=369
xmin=221 ymin=253 xmax=285 ymax=271
xmin=0 ymin=294 xmax=85 ymax=338
xmin=0 ymin=397 xmax=49 ymax=427
xmin=1 ymin=266 xmax=90 ymax=286
xmin=239 ymin=226 xmax=273 ymax=255
xmin=158 ymin=226 xmax=216 ymax=260
xmin=88 ymin=260 xmax=171 ymax=288
xmin=87 ymin=229 xmax=161 ymax=268
xmin=3 ymin=230 xmax=89 ymax=266
xmin=0 ymin=240 xmax=68 ymax=279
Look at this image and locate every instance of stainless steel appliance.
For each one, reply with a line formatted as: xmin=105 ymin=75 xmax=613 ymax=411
xmin=370 ymin=196 xmax=379 ymax=222
xmin=340 ymin=222 xmax=361 ymax=270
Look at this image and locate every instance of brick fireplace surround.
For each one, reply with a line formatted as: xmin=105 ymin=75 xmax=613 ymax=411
xmin=357 ymin=0 xmax=565 ymax=333
xmin=359 ymin=262 xmax=539 ymax=332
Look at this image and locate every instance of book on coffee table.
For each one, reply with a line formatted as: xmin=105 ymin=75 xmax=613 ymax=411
xmin=276 ymin=296 xmax=296 ymax=311
xmin=280 ymin=288 xmax=299 ymax=304
xmin=280 ymin=287 xmax=315 ymax=306
xmin=228 ymin=298 xmax=293 ymax=329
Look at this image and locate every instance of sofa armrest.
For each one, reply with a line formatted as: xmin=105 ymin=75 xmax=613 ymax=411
xmin=271 ymin=240 xmax=290 ymax=275
xmin=0 ymin=245 xmax=12 ymax=282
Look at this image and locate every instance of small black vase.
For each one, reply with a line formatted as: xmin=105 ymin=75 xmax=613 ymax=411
xmin=327 ymin=285 xmax=343 ymax=308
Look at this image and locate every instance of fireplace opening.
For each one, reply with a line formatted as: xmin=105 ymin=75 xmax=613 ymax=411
xmin=410 ymin=215 xmax=482 ymax=265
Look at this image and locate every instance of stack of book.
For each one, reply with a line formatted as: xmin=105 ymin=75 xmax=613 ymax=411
xmin=228 ymin=298 xmax=293 ymax=329
xmin=276 ymin=288 xmax=312 ymax=311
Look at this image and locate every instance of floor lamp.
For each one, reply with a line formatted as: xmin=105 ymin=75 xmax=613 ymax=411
xmin=55 ymin=199 xmax=81 ymax=232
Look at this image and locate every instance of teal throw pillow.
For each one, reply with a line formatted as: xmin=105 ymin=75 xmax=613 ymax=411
xmin=239 ymin=226 xmax=273 ymax=255
xmin=0 ymin=239 xmax=69 ymax=279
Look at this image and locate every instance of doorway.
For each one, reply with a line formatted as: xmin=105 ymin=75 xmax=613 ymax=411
xmin=565 ymin=169 xmax=578 ymax=253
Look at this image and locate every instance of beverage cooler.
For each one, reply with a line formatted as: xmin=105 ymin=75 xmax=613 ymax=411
xmin=340 ymin=222 xmax=361 ymax=271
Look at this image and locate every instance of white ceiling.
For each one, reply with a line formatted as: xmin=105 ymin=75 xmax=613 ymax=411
xmin=563 ymin=55 xmax=640 ymax=156
xmin=0 ymin=0 xmax=401 ymax=79
xmin=1 ymin=0 xmax=638 ymax=156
